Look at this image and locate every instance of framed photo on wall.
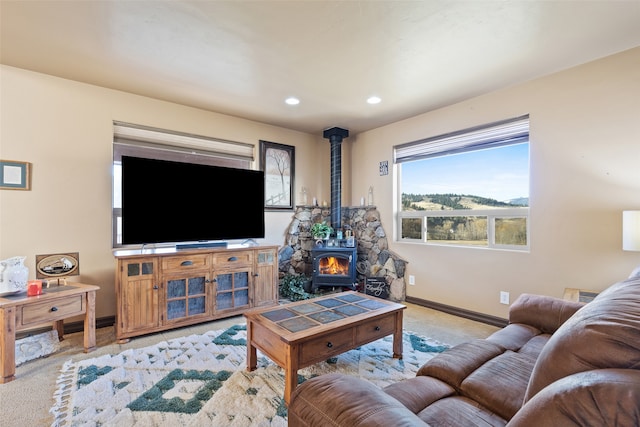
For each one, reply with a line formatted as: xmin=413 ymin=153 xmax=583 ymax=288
xmin=260 ymin=140 xmax=295 ymax=210
xmin=0 ymin=160 xmax=31 ymax=190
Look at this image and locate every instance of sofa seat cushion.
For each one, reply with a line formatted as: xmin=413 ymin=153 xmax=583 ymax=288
xmin=417 ymin=396 xmax=507 ymax=427
xmin=485 ymin=323 xmax=542 ymax=351
xmin=516 ymin=333 xmax=550 ymax=358
xmin=525 ymin=276 xmax=640 ymax=401
xmin=461 ymin=351 xmax=538 ymax=420
xmin=418 ymin=340 xmax=505 ymax=389
xmin=384 ymin=376 xmax=455 ymax=414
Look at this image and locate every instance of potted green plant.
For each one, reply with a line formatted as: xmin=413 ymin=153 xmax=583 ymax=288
xmin=310 ymin=221 xmax=333 ymax=240
xmin=279 ymin=273 xmax=314 ymax=301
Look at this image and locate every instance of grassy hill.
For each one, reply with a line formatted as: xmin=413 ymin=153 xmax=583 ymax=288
xmin=402 ymin=193 xmax=528 ymax=211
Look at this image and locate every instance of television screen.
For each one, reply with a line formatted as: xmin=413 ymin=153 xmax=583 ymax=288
xmin=121 ymin=156 xmax=265 ymax=245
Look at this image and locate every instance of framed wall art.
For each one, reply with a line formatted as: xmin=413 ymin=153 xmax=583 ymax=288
xmin=0 ymin=160 xmax=31 ymax=190
xmin=260 ymin=140 xmax=295 ymax=210
xmin=35 ymin=252 xmax=80 ymax=281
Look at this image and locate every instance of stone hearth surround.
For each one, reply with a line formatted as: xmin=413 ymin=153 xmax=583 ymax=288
xmin=279 ymin=205 xmax=407 ymax=301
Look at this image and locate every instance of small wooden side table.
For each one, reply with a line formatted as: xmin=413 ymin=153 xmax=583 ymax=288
xmin=563 ymin=287 xmax=598 ymax=303
xmin=0 ymin=282 xmax=99 ymax=383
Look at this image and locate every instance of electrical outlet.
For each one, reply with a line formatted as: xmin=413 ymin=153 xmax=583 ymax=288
xmin=408 ymin=275 xmax=415 ymax=285
xmin=500 ymin=291 xmax=510 ymax=305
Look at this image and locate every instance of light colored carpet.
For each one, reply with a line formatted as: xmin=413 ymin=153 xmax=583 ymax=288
xmin=0 ymin=303 xmax=500 ymax=426
xmin=50 ymin=324 xmax=448 ymax=426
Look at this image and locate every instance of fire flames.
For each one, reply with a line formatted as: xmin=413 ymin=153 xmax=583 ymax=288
xmin=319 ymin=256 xmax=349 ymax=275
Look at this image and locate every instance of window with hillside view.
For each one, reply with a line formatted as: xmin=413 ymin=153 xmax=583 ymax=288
xmin=395 ymin=116 xmax=530 ymax=250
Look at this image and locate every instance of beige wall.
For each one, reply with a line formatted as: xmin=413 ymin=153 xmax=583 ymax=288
xmin=349 ymin=47 xmax=640 ymax=317
xmin=0 ymin=65 xmax=326 ymax=319
xmin=2 ymin=47 xmax=639 ymax=322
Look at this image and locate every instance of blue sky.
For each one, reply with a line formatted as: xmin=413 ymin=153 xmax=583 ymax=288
xmin=401 ymin=143 xmax=529 ymax=202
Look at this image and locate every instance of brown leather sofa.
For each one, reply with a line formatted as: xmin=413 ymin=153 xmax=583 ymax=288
xmin=288 ymin=274 xmax=640 ymax=426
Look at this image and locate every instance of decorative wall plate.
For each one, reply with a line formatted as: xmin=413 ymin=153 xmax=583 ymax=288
xmin=36 ymin=252 xmax=79 ymax=279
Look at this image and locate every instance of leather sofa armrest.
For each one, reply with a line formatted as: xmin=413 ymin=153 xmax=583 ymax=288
xmin=507 ymin=369 xmax=640 ymax=427
xmin=288 ymin=373 xmax=429 ymax=427
xmin=508 ymin=293 xmax=584 ymax=334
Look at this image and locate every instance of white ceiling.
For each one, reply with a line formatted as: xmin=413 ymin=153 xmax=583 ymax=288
xmin=2 ymin=1 xmax=640 ymax=136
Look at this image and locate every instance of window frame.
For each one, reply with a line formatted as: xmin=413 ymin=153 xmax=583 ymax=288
xmin=397 ymin=208 xmax=530 ymax=251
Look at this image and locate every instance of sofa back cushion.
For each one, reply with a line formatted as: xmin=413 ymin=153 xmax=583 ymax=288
xmin=461 ymin=350 xmax=538 ymax=420
xmin=524 ymin=276 xmax=640 ymax=402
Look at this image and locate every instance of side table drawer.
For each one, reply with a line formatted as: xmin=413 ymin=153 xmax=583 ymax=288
xmin=20 ymin=295 xmax=84 ymax=326
xmin=299 ymin=328 xmax=354 ymax=365
xmin=356 ymin=314 xmax=396 ymax=344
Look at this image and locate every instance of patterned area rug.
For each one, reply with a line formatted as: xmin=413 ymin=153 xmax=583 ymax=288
xmin=50 ymin=324 xmax=448 ymax=426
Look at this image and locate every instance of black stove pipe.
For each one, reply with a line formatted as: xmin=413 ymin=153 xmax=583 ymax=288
xmin=322 ymin=127 xmax=349 ymax=231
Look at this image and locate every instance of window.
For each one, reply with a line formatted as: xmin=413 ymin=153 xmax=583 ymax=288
xmin=112 ymin=122 xmax=254 ymax=247
xmin=395 ymin=115 xmax=530 ymax=250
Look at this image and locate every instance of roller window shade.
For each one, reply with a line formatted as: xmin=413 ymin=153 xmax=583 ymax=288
xmin=113 ymin=121 xmax=254 ymax=162
xmin=394 ymin=115 xmax=529 ymax=164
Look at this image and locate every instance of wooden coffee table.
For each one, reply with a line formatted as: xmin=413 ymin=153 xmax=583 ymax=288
xmin=244 ymin=291 xmax=406 ymax=404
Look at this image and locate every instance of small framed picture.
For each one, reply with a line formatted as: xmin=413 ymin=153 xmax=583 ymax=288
xmin=260 ymin=140 xmax=295 ymax=210
xmin=35 ymin=252 xmax=80 ymax=279
xmin=1 ymin=160 xmax=31 ymax=190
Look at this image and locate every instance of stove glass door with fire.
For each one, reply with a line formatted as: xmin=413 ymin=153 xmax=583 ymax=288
xmin=311 ymin=247 xmax=357 ymax=291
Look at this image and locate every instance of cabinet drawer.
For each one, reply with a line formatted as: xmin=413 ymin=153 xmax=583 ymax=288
xmin=212 ymin=251 xmax=253 ymax=267
xmin=356 ymin=315 xmax=396 ymax=344
xmin=162 ymin=255 xmax=209 ymax=271
xmin=21 ymin=295 xmax=84 ymax=326
xmin=299 ymin=328 xmax=354 ymax=365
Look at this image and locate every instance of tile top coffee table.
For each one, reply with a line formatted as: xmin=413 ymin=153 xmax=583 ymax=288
xmin=244 ymin=291 xmax=406 ymax=404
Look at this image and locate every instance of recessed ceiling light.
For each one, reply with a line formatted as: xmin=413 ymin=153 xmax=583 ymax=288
xmin=367 ymin=96 xmax=381 ymax=104
xmin=285 ymin=97 xmax=300 ymax=105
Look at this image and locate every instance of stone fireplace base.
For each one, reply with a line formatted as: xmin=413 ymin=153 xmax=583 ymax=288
xmin=279 ymin=205 xmax=407 ymax=302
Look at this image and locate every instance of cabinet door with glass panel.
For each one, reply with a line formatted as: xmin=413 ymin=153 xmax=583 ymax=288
xmin=211 ymin=251 xmax=253 ymax=314
xmin=160 ymin=254 xmax=212 ymax=326
xmin=213 ymin=267 xmax=252 ymax=314
xmin=161 ymin=271 xmax=212 ymax=325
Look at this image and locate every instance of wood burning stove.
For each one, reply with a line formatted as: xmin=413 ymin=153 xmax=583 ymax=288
xmin=311 ymin=246 xmax=357 ymax=291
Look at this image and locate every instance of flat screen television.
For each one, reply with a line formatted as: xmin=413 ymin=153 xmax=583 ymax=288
xmin=121 ymin=155 xmax=265 ymax=246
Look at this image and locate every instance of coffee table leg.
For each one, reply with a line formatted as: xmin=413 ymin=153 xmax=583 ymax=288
xmin=393 ymin=311 xmax=403 ymax=359
xmin=246 ymin=321 xmax=257 ymax=371
xmin=284 ymin=345 xmax=299 ymax=405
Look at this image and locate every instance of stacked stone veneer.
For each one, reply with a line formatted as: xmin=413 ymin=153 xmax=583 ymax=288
xmin=279 ymin=205 xmax=407 ymax=302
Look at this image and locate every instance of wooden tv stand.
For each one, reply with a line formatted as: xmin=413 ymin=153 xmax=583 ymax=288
xmin=114 ymin=245 xmax=278 ymax=342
